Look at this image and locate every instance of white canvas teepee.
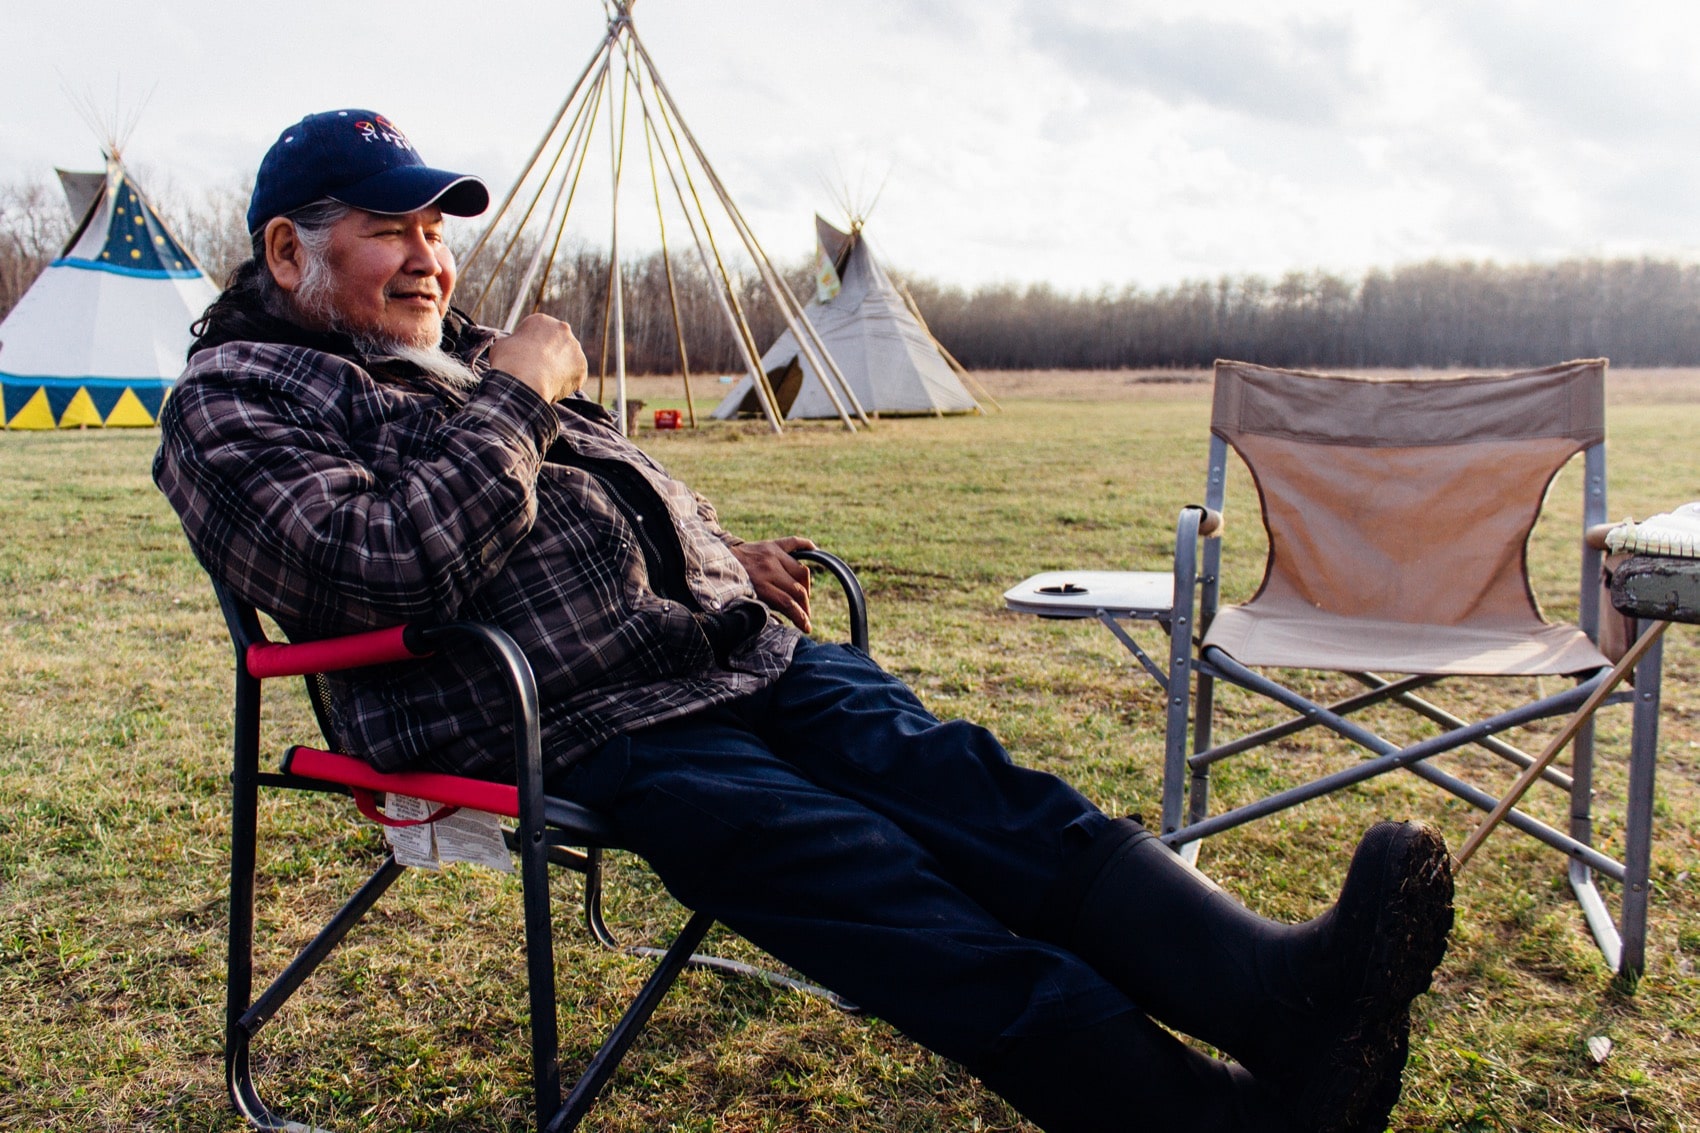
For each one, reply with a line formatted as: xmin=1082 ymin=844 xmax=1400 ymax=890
xmin=712 ymin=216 xmax=979 ymax=421
xmin=0 ymin=155 xmax=217 ymax=428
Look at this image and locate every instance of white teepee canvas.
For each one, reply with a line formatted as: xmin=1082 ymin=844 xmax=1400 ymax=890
xmin=0 ymin=156 xmax=217 ymax=428
xmin=712 ymin=216 xmax=979 ymax=421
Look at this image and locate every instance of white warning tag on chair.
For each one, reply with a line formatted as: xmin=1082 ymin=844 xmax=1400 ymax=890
xmin=433 ymin=808 xmax=513 ymax=873
xmin=381 ymin=795 xmax=439 ymax=868
xmin=382 ymin=795 xmax=514 ymax=873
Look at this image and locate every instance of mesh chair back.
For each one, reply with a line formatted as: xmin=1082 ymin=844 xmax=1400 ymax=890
xmin=302 ymin=670 xmax=350 ymax=750
xmin=1202 ymin=359 xmax=1610 ymax=675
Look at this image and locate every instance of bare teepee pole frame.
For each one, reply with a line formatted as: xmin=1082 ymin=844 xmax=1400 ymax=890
xmin=465 ymin=49 xmax=608 ymax=325
xmin=629 ymin=28 xmax=867 ymax=429
xmin=625 ymin=57 xmax=785 ymax=430
xmin=461 ymin=0 xmax=862 ymax=435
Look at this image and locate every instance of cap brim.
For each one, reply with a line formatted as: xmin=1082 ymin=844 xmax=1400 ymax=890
xmin=330 ymin=164 xmax=490 ymax=218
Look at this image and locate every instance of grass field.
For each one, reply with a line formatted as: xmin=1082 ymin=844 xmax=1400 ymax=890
xmin=2 ymin=368 xmax=1698 ymax=1131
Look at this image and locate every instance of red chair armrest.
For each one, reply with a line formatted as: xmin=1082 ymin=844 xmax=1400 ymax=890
xmin=245 ymin=625 xmax=427 ymax=679
xmin=286 ymin=747 xmax=521 ymax=820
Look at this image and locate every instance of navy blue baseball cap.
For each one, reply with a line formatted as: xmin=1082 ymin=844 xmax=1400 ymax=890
xmin=247 ymin=109 xmax=490 ymax=234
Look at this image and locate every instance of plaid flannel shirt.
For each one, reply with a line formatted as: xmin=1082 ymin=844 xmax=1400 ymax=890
xmin=154 ymin=319 xmax=798 ymax=779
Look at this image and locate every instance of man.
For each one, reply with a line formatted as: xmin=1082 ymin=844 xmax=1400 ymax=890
xmin=156 ymin=109 xmax=1454 ymax=1133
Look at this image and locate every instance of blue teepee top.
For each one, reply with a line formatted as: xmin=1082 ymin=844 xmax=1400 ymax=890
xmin=57 ymin=170 xmax=201 ymax=279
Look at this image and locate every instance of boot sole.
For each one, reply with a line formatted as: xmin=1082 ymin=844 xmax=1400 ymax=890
xmin=1303 ymin=821 xmax=1454 ymax=1133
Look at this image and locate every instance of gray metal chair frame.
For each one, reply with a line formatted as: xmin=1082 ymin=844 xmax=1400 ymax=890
xmin=1006 ymin=362 xmax=1664 ymax=976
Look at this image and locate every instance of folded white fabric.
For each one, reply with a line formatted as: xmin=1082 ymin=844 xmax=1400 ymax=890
xmin=1606 ymin=501 xmax=1700 ymax=558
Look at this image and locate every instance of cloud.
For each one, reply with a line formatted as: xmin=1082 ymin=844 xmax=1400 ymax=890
xmin=1018 ymin=3 xmax=1365 ymax=126
xmin=9 ymin=0 xmax=1700 ymax=290
xmin=1431 ymin=2 xmax=1700 ymax=147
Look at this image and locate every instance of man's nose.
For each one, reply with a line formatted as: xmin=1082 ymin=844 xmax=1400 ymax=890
xmin=401 ymin=228 xmax=443 ymax=274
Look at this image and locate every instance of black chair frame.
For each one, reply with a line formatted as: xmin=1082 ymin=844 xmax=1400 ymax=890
xmin=218 ymin=549 xmax=868 ymax=1132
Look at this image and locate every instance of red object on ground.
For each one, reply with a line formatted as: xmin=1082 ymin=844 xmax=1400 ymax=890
xmin=653 ymin=409 xmax=682 ymax=430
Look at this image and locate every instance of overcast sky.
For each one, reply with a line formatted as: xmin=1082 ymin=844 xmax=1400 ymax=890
xmin=6 ymin=0 xmax=1699 ymax=291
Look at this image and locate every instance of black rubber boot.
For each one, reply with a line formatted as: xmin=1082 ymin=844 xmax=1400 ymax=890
xmin=1052 ymin=819 xmax=1454 ymax=1133
xmin=969 ymin=1007 xmax=1284 ymax=1133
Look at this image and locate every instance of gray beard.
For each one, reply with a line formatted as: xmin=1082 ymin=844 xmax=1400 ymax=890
xmin=292 ymin=258 xmax=481 ymax=391
xmin=349 ymin=333 xmax=482 ymax=391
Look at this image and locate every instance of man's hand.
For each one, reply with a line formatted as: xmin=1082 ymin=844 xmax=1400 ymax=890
xmin=487 ymin=313 xmax=589 ymax=404
xmin=730 ymin=536 xmax=817 ymax=633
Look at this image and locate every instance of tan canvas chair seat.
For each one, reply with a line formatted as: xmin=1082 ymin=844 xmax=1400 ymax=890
xmin=1202 ymin=607 xmax=1608 ymax=675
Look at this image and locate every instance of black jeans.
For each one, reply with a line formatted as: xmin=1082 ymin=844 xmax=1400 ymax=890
xmin=554 ymin=638 xmax=1131 ymax=1064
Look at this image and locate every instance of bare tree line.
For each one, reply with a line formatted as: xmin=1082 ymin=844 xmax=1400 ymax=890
xmin=5 ymin=172 xmax=1700 ymax=372
xmin=906 ymin=261 xmax=1700 ymax=370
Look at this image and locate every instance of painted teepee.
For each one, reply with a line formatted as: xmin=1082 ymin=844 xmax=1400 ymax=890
xmin=0 ymin=154 xmax=217 ymax=429
xmin=712 ymin=215 xmax=980 ymax=420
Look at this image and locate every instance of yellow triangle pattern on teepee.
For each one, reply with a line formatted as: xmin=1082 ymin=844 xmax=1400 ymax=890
xmin=7 ymin=387 xmax=58 ymax=430
xmin=58 ymin=388 xmax=105 ymax=428
xmin=104 ymin=387 xmax=158 ymax=427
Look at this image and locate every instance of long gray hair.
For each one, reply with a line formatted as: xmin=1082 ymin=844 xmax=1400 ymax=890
xmin=260 ymin=199 xmax=353 ymax=326
xmin=191 ymin=199 xmax=354 ymax=338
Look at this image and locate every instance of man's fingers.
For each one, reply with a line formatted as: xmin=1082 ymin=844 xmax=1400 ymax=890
xmin=762 ymin=562 xmax=812 ymax=632
xmin=487 ymin=314 xmax=588 ymax=402
xmin=729 ymin=538 xmax=816 ymax=632
xmin=787 ymin=589 xmax=813 ymax=634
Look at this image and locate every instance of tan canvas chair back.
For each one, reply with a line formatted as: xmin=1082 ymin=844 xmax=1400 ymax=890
xmin=1201 ymin=359 xmax=1610 ymax=676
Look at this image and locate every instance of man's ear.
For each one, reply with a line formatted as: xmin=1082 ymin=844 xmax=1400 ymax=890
xmin=263 ymin=218 xmax=306 ymax=293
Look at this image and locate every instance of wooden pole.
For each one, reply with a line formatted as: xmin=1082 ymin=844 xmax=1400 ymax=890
xmin=644 ymin=110 xmax=696 ymax=427
xmin=1453 ymin=619 xmax=1668 ymax=870
xmin=460 ymin=37 xmax=607 ymax=281
xmin=635 ymin=59 xmax=785 ymax=432
xmin=503 ymin=71 xmax=606 ymax=333
xmin=607 ymin=53 xmax=631 ymax=434
xmin=474 ymin=52 xmax=608 ymax=323
xmin=638 ymin=95 xmax=777 ymax=430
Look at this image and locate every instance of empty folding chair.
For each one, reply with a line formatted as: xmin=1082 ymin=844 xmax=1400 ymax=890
xmin=1007 ymin=359 xmax=1664 ymax=976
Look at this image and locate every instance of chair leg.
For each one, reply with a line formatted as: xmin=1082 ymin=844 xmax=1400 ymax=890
xmin=1619 ymin=629 xmax=1665 ymax=978
xmin=551 ymin=910 xmax=716 ymax=1132
xmin=1566 ymin=687 xmax=1624 ymax=970
xmin=1187 ymin=671 xmax=1216 ymax=825
xmin=228 ymin=854 xmax=408 ymax=1130
xmin=1161 ymin=540 xmax=1202 ymax=844
xmin=582 ymin=848 xmax=855 ymax=1010
xmin=227 ymin=741 xmax=264 ymax=1125
xmin=1160 ymin=669 xmax=1191 ymax=843
xmin=580 ymin=846 xmax=621 ymax=949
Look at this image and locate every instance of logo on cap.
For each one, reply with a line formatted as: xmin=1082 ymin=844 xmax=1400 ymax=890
xmin=353 ymin=115 xmax=413 ymax=151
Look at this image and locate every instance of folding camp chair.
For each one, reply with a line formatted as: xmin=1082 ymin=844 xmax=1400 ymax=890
xmin=215 ymin=549 xmax=868 ymax=1132
xmin=1006 ymin=359 xmax=1665 ymax=976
